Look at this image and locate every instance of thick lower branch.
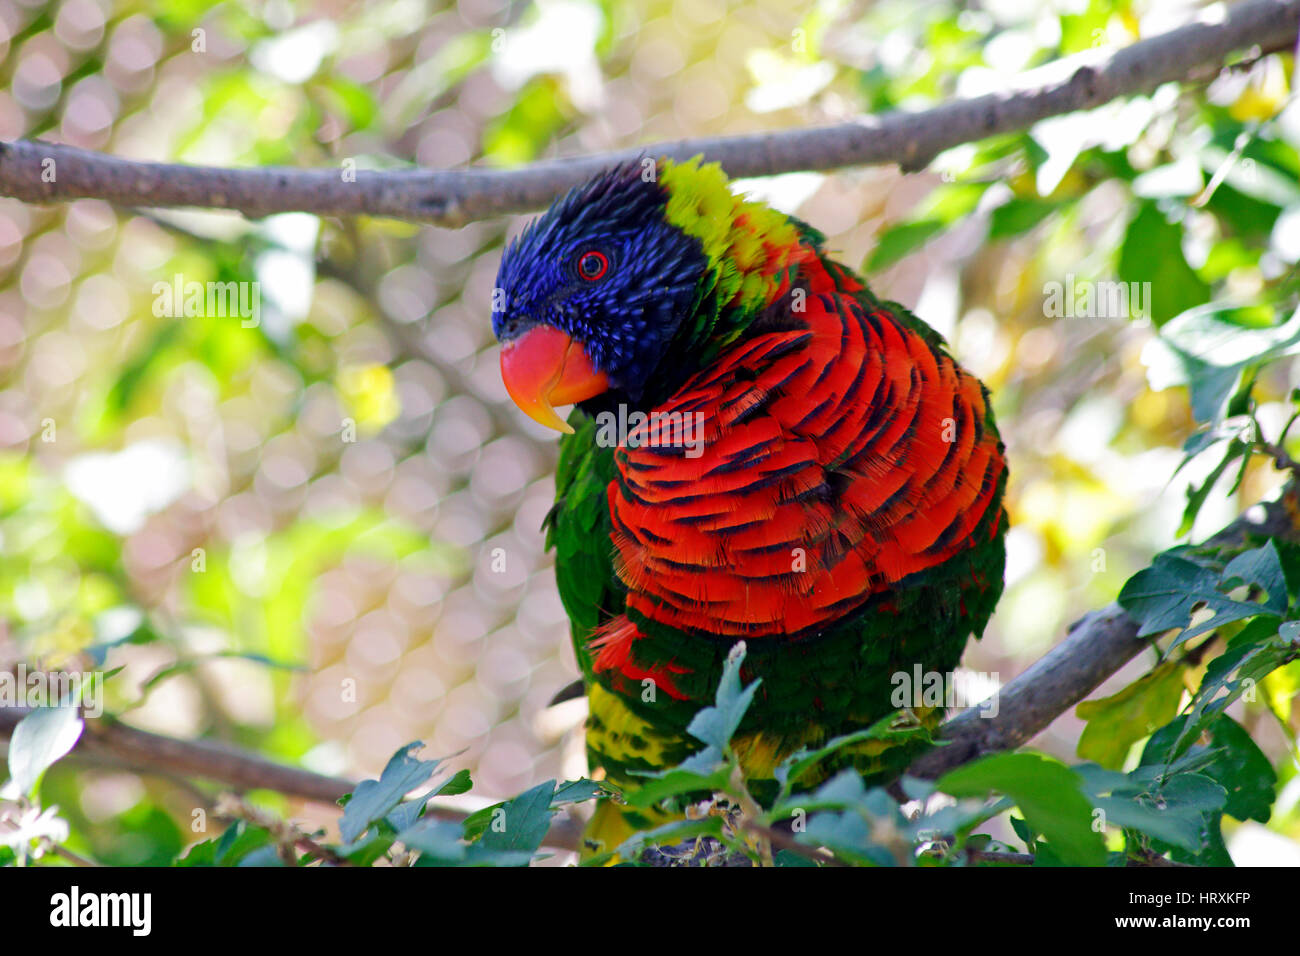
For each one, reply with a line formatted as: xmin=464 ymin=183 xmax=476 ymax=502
xmin=906 ymin=484 xmax=1300 ymax=780
xmin=1 ymin=0 xmax=1296 ymax=225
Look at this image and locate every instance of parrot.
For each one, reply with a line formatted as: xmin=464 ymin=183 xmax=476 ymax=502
xmin=490 ymin=156 xmax=1008 ymax=852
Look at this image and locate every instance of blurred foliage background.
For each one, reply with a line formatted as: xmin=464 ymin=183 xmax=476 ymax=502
xmin=1 ymin=0 xmax=1299 ymax=865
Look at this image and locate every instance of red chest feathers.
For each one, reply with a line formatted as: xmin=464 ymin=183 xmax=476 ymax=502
xmin=605 ymin=276 xmax=1005 ymax=642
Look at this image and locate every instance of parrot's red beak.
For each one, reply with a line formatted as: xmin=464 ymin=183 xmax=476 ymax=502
xmin=499 ymin=326 xmax=610 ymax=434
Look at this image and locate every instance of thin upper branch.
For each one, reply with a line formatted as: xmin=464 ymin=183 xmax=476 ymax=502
xmin=1 ymin=0 xmax=1297 ymax=225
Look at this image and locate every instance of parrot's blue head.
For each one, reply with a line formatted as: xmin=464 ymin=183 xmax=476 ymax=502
xmin=491 ymin=160 xmax=708 ymax=431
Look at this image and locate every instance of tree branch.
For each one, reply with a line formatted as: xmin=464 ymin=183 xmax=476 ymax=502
xmin=1 ymin=0 xmax=1297 ymax=225
xmin=0 ymin=707 xmax=353 ymax=805
xmin=0 ymin=705 xmax=587 ymax=853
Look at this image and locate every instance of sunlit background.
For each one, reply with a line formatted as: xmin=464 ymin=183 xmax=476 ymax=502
xmin=1 ymin=0 xmax=1299 ymax=864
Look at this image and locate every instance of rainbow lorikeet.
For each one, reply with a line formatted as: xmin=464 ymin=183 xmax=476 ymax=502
xmin=491 ymin=157 xmax=1007 ymax=850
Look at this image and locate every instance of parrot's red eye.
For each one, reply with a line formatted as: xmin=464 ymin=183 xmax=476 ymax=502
xmin=577 ymin=250 xmax=608 ymax=281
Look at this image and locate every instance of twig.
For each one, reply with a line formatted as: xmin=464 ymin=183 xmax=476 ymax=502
xmin=734 ymin=819 xmax=847 ymax=867
xmin=46 ymin=843 xmax=104 ymax=868
xmin=1256 ymin=440 xmax=1300 ymax=474
xmin=1 ymin=0 xmax=1297 ymax=224
xmin=1128 ymin=847 xmax=1193 ymax=868
xmin=965 ymin=848 xmax=1035 ymax=866
xmin=214 ymin=793 xmax=349 ymax=866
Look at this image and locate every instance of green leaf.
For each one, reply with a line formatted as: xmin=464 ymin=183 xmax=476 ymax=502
xmin=1221 ymin=540 xmax=1289 ymax=614
xmin=177 ymin=839 xmax=220 ymax=867
xmin=1142 ymin=302 xmax=1300 ymax=422
xmin=5 ymin=704 xmax=83 ymax=798
xmin=1118 ymin=544 xmax=1286 ymax=649
xmin=339 ymin=741 xmax=440 ymax=843
xmin=938 ymin=752 xmax=1107 ymax=867
xmin=686 ymin=641 xmax=760 ymax=753
xmin=1157 ymin=617 xmax=1298 ymax=761
xmin=1262 ymin=657 xmax=1300 ymax=721
xmin=864 ymin=182 xmax=989 ymax=271
xmin=400 ymin=819 xmax=470 ymax=863
xmin=1129 ymin=767 xmax=1231 ymax=864
xmin=799 ymin=784 xmax=910 ymax=867
xmin=777 ymin=767 xmax=871 ymax=815
xmin=237 ymin=846 xmax=285 ymax=867
xmin=989 ymin=197 xmax=1060 ymax=238
xmin=1076 ymin=660 xmax=1186 ymax=769
xmin=1177 ymin=439 xmax=1249 ymax=537
xmin=1120 ymin=555 xmax=1220 ymax=637
xmin=1077 ymin=763 xmax=1207 ymax=852
xmin=402 ymin=817 xmax=534 ymax=867
xmin=1143 ymin=715 xmax=1276 ymax=823
xmin=775 ymin=848 xmax=820 ymax=867
xmin=550 ymin=778 xmax=607 ymax=806
xmin=1009 ymin=814 xmax=1037 ymax=851
xmin=435 ymin=767 xmax=474 ymax=797
xmin=474 ymin=780 xmax=556 ymax=860
xmin=1198 ymin=144 xmax=1300 ymax=208
xmin=909 ymin=796 xmax=1002 ymax=845
xmin=314 ymin=75 xmax=378 ymax=129
xmin=179 ymin=821 xmax=275 ymax=867
xmin=1092 ymin=795 xmax=1203 ymax=852
xmin=866 ymin=220 xmax=946 ymax=271
xmin=461 ymin=802 xmax=500 ymax=842
xmin=1118 ymin=202 xmax=1210 ymax=326
xmin=621 ymin=763 xmax=730 ymax=809
xmin=384 ymin=768 xmax=473 ymax=832
xmin=774 ymin=712 xmax=935 ymax=800
xmin=483 ymin=78 xmax=568 ymax=165
xmin=804 ymin=812 xmax=891 ymax=866
xmin=341 ymin=832 xmax=393 ymax=867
